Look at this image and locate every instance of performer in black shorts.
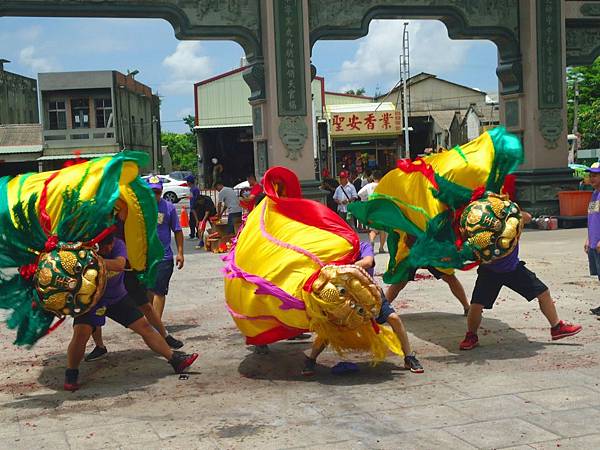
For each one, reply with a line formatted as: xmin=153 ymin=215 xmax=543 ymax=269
xmin=85 ymin=219 xmax=183 ymax=362
xmin=64 ymin=234 xmax=198 ymax=391
xmin=460 ymin=212 xmax=582 ymax=350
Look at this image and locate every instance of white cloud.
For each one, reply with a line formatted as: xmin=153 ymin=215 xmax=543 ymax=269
xmin=18 ymin=46 xmax=61 ymax=73
xmin=161 ymin=41 xmax=214 ymax=95
xmin=335 ymin=20 xmax=473 ymax=93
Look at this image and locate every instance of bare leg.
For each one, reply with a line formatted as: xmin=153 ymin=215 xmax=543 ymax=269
xmin=308 ymin=336 xmax=328 ymax=360
xmin=128 ymin=317 xmax=173 ymax=360
xmin=67 ymin=324 xmax=94 ymax=369
xmin=441 ymin=274 xmax=470 ymax=311
xmin=152 ymin=294 xmax=166 ymax=319
xmin=91 ymin=327 xmax=105 ymax=348
xmin=386 ymin=313 xmax=412 ymax=355
xmin=302 ymin=336 xmax=327 ymax=375
xmin=537 ymin=290 xmax=559 ymax=327
xmin=379 ymin=231 xmax=387 ymax=252
xmin=467 ymin=303 xmax=484 ymax=334
xmin=386 ymin=281 xmax=408 ymax=303
xmin=139 ymin=303 xmax=168 ymax=338
xmin=368 ymin=230 xmax=377 ymax=247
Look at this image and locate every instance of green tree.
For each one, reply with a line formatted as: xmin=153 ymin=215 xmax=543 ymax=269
xmin=568 ymin=58 xmax=600 ymax=149
xmin=344 ymin=87 xmax=367 ymax=96
xmin=161 ymin=131 xmax=196 ymax=171
xmin=183 ymin=115 xmax=195 ymax=133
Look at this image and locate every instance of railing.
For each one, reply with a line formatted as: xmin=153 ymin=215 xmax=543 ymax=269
xmin=44 ymin=127 xmax=116 ymax=145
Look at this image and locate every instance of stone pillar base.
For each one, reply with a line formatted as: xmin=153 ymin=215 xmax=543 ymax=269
xmin=300 ymin=179 xmax=326 ymax=203
xmin=514 ymin=168 xmax=580 ymax=215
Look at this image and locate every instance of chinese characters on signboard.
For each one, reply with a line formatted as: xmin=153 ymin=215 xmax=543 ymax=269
xmin=329 ymin=110 xmax=402 ymax=137
xmin=536 ymin=0 xmax=563 ymax=109
xmin=274 ymin=0 xmax=306 ymax=116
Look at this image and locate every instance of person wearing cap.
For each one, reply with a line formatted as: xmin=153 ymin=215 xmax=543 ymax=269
xmin=332 ymin=170 xmax=358 ymax=224
xmin=147 ymin=176 xmax=185 ymax=319
xmin=186 ymin=175 xmax=200 ymax=239
xmin=585 ymin=162 xmax=600 ymax=315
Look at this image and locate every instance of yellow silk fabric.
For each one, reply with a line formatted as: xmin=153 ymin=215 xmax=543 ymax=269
xmin=225 ymin=199 xmax=403 ymax=360
xmin=226 ymin=200 xmax=353 ymax=337
xmin=375 ymin=132 xmax=496 ymax=274
xmin=5 ymin=157 xmax=149 ymax=271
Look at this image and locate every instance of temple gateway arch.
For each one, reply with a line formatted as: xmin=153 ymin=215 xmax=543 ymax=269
xmin=3 ymin=0 xmax=600 ymax=213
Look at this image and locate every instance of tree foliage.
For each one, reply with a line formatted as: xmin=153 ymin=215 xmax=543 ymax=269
xmin=161 ymin=117 xmax=197 ymax=171
xmin=568 ymin=58 xmax=600 ymax=149
xmin=344 ymin=87 xmax=367 ymax=96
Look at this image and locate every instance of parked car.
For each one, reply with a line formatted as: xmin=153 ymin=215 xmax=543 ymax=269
xmin=141 ymin=175 xmax=190 ymax=203
xmin=169 ymin=170 xmax=193 ymax=181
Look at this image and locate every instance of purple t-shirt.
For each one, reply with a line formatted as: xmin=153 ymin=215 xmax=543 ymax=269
xmin=82 ymin=238 xmax=128 ymax=327
xmin=588 ymin=190 xmax=600 ymax=248
xmin=100 ymin=238 xmax=128 ymax=305
xmin=189 ymin=186 xmax=200 ymax=209
xmin=157 ymin=198 xmax=182 ymax=260
xmin=484 ymin=244 xmax=520 ymax=273
xmin=358 ymin=241 xmax=375 ymax=277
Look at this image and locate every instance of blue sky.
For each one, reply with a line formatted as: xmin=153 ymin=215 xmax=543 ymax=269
xmin=0 ymin=17 xmax=498 ymax=133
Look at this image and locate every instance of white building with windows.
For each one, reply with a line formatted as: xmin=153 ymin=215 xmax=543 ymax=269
xmin=38 ymin=70 xmax=161 ymax=171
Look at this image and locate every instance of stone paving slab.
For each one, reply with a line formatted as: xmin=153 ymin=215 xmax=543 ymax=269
xmin=444 ymin=418 xmax=560 ymax=448
xmin=1 ymin=228 xmax=600 ymax=449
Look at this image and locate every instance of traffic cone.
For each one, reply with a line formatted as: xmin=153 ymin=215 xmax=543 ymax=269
xmin=180 ymin=206 xmax=189 ymax=228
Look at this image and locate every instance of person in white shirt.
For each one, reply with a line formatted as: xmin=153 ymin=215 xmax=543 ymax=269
xmin=357 ymin=170 xmax=387 ymax=253
xmin=215 ymin=182 xmax=243 ymax=234
xmin=332 ymin=170 xmax=358 ymax=224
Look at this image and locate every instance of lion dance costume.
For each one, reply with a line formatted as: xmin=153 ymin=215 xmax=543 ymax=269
xmin=349 ymin=127 xmax=525 ymax=283
xmin=224 ymin=167 xmax=402 ymax=361
xmin=0 ymin=152 xmax=162 ymax=346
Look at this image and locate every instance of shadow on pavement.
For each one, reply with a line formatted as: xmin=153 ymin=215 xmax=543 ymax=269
xmin=237 ymin=342 xmax=405 ymax=385
xmin=400 ymin=311 xmax=560 ymax=365
xmin=3 ymin=348 xmax=181 ymax=410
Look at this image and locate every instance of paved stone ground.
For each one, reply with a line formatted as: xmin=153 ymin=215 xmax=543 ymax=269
xmin=1 ymin=228 xmax=600 ymax=449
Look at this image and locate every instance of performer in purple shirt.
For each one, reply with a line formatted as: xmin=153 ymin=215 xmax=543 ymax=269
xmin=302 ymin=241 xmax=424 ymax=376
xmin=64 ymin=234 xmax=198 ymax=392
xmin=187 ymin=175 xmax=201 ymax=239
xmin=460 ymin=211 xmax=582 ymax=350
xmin=585 ymin=163 xmax=600 ymax=315
xmin=146 ymin=176 xmax=185 ymax=320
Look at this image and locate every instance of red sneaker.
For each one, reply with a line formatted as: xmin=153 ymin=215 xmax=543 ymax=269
xmin=551 ymin=321 xmax=582 ymax=340
xmin=64 ymin=381 xmax=80 ymax=392
xmin=459 ymin=332 xmax=479 ymax=350
xmin=170 ymin=352 xmax=199 ymax=373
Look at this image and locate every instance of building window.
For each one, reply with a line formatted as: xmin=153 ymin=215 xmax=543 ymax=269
xmin=71 ymin=98 xmax=90 ymax=129
xmin=48 ymin=100 xmax=66 ymax=130
xmin=140 ymin=118 xmax=144 ymax=140
xmin=132 ymin=115 xmax=135 ymax=140
xmin=95 ymin=98 xmax=113 ymax=128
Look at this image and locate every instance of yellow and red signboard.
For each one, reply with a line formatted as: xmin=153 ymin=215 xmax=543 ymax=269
xmin=329 ymin=110 xmax=402 ymax=137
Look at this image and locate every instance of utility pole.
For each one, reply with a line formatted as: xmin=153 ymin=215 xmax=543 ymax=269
xmin=569 ymin=77 xmax=580 ymax=164
xmin=401 ymin=22 xmax=410 ymax=159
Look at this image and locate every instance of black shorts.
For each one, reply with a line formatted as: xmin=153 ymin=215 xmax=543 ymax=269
xmin=407 ymin=266 xmax=445 ymax=281
xmin=74 ymin=294 xmax=143 ymax=328
xmin=471 ymin=261 xmax=548 ymax=309
xmin=124 ymin=271 xmax=149 ymax=307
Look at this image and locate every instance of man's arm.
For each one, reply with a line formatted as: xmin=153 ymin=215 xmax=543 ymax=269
xmin=174 ymin=230 xmax=184 ymax=269
xmin=333 ymin=187 xmax=346 ymax=205
xmin=104 ymin=256 xmax=126 ymax=272
xmin=355 ymin=255 xmax=375 ymax=271
xmin=357 ymin=185 xmax=369 ymax=202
